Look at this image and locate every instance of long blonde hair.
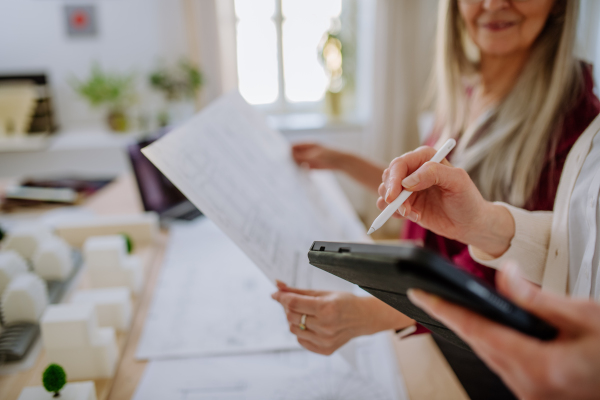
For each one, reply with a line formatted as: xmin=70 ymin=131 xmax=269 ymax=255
xmin=433 ymin=0 xmax=582 ymax=206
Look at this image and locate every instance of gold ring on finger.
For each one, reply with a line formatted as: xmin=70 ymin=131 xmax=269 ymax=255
xmin=299 ymin=314 xmax=307 ymax=330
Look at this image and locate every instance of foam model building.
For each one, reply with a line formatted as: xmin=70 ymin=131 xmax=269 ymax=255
xmin=41 ymin=304 xmax=118 ymax=380
xmin=2 ymin=224 xmax=53 ymax=260
xmin=70 ymin=287 xmax=132 ymax=331
xmin=1 ymin=273 xmax=48 ymax=324
xmin=17 ymin=381 xmax=97 ymax=400
xmin=83 ymin=235 xmax=143 ymax=293
xmin=32 ymin=236 xmax=73 ymax=281
xmin=0 ymin=250 xmax=28 ymax=297
xmin=54 ymin=213 xmax=159 ymax=248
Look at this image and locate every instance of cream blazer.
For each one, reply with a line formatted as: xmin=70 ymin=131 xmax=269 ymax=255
xmin=470 ymin=114 xmax=600 ymax=296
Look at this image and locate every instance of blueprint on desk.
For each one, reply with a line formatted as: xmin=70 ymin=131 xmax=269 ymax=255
xmin=136 ymin=218 xmax=300 ymax=359
xmin=134 ymin=331 xmax=409 ymax=400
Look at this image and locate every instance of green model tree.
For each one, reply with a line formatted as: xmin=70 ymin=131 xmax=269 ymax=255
xmin=121 ymin=233 xmax=134 ymax=254
xmin=43 ymin=364 xmax=66 ymax=397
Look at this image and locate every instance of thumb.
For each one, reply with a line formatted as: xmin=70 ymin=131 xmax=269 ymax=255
xmin=401 ymin=161 xmax=467 ymax=193
xmin=497 ymin=262 xmax=590 ymax=332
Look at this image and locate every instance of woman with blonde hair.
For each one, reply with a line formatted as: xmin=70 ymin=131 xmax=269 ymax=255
xmin=273 ymin=0 xmax=599 ymax=398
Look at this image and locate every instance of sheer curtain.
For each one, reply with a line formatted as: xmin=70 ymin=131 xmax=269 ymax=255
xmin=182 ymin=0 xmax=238 ymax=108
xmin=361 ymin=0 xmax=438 ymax=236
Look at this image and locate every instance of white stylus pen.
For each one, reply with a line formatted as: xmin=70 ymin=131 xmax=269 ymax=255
xmin=367 ymin=138 xmax=456 ymax=235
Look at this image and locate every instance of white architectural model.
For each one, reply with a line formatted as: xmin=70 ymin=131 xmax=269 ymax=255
xmin=18 ymin=380 xmax=97 ymax=400
xmin=0 ymin=250 xmax=28 ymax=297
xmin=83 ymin=235 xmax=143 ymax=293
xmin=41 ymin=304 xmax=119 ymax=380
xmin=2 ymin=224 xmax=52 ymax=260
xmin=1 ymin=273 xmax=48 ymax=324
xmin=71 ymin=287 xmax=132 ymax=331
xmin=32 ymin=236 xmax=73 ymax=281
xmin=54 ymin=212 xmax=159 ymax=247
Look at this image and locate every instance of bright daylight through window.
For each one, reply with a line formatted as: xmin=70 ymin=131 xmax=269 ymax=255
xmin=234 ymin=0 xmax=354 ymax=112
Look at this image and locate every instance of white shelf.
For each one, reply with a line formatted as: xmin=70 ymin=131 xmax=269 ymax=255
xmin=0 ymin=135 xmax=51 ymax=153
xmin=0 ymin=128 xmax=145 ymax=154
xmin=48 ymin=129 xmax=143 ymax=152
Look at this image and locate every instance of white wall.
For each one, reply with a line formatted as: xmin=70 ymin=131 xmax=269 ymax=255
xmin=0 ymin=0 xmax=189 ymax=130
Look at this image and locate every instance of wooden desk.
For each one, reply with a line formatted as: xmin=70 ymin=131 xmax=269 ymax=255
xmin=1 ymin=175 xmax=469 ymax=400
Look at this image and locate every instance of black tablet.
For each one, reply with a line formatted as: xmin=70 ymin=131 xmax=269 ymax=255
xmin=308 ymin=241 xmax=557 ymax=350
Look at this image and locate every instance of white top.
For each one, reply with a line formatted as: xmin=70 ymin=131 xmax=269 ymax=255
xmin=469 ymin=114 xmax=600 ymax=300
xmin=568 ymin=129 xmax=600 ymax=298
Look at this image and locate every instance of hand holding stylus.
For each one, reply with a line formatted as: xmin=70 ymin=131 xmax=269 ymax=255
xmin=368 ymin=139 xmax=456 ymax=234
xmin=374 ymin=144 xmax=514 ymax=258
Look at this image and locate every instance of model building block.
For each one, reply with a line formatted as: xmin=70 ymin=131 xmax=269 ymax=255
xmin=41 ymin=304 xmax=99 ymax=348
xmin=0 ymin=250 xmax=28 ymax=297
xmin=33 ymin=237 xmax=73 ymax=281
xmin=18 ymin=380 xmax=97 ymax=400
xmin=45 ymin=327 xmax=118 ymax=380
xmin=2 ymin=225 xmax=53 ymax=260
xmin=84 ymin=236 xmax=143 ymax=293
xmin=85 ymin=256 xmax=143 ymax=293
xmin=70 ymin=287 xmax=132 ymax=331
xmin=41 ymin=303 xmax=119 ymax=380
xmin=1 ymin=273 xmax=48 ymax=324
xmin=54 ymin=213 xmax=159 ymax=248
xmin=83 ymin=235 xmax=127 ymax=269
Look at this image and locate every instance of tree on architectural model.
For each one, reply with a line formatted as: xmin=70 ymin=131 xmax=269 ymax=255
xmin=43 ymin=363 xmax=67 ymax=397
xmin=121 ymin=233 xmax=134 ymax=253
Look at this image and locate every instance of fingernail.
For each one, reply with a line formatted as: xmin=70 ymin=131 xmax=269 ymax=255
xmin=408 ymin=289 xmax=440 ymax=312
xmin=407 ymin=289 xmax=418 ymax=303
xmin=505 ymin=261 xmax=531 ymax=301
xmin=399 ymin=205 xmax=406 ymax=216
xmin=385 ymin=188 xmax=391 ymax=202
xmin=407 ymin=211 xmax=419 ymax=222
xmin=407 ymin=289 xmax=426 ymax=307
xmin=276 ymin=280 xmax=286 ymax=288
xmin=402 ymin=174 xmax=420 ymax=188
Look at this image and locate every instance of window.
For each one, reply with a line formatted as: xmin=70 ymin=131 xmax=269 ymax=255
xmin=234 ymin=0 xmax=356 ymax=114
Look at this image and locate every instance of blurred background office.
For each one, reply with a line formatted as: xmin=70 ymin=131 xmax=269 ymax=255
xmin=1 ymin=0 xmax=599 ymax=234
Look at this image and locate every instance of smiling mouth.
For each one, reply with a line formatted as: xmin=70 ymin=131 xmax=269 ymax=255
xmin=480 ymin=20 xmax=518 ymax=31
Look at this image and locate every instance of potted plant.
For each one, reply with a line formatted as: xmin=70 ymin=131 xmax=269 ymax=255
xmin=71 ymin=63 xmax=135 ymax=132
xmin=149 ymin=59 xmax=203 ymax=127
xmin=318 ymin=12 xmax=356 ymax=119
xmin=319 ymin=31 xmax=345 ymax=117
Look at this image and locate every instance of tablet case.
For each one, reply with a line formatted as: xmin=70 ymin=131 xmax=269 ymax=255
xmin=308 ymin=241 xmax=556 ymax=351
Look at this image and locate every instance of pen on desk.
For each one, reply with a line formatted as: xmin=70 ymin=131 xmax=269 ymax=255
xmin=367 ymin=138 xmax=457 ymax=235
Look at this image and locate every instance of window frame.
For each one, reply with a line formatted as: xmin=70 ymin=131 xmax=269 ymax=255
xmin=233 ymin=0 xmax=374 ymax=128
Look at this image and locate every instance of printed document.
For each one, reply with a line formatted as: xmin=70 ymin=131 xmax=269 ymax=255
xmin=143 ymin=91 xmax=369 ymax=290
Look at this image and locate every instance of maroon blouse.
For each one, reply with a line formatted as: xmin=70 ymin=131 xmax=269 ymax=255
xmin=403 ymin=64 xmax=599 ymax=335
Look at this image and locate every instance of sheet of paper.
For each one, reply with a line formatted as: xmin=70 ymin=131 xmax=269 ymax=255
xmin=133 ymin=332 xmax=409 ymax=400
xmin=142 ymin=91 xmax=370 ymax=291
xmin=136 ymin=218 xmax=300 ymax=359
